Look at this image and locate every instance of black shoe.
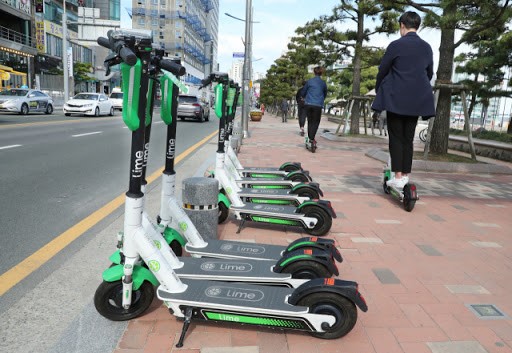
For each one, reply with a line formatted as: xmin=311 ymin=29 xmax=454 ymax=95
xmin=300 ymin=129 xmax=304 ymax=136
xmin=311 ymin=139 xmax=317 ymax=153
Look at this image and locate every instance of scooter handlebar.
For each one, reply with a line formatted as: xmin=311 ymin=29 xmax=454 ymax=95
xmin=97 ymin=36 xmax=137 ymax=66
xmin=160 ymin=59 xmax=186 ymax=77
xmin=119 ymin=47 xmax=137 ymax=66
xmin=97 ymin=36 xmax=110 ymax=49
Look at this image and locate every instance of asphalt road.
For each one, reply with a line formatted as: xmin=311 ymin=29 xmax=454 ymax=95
xmin=0 ymin=111 xmax=217 ymax=277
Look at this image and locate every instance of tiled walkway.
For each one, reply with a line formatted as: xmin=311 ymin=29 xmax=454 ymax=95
xmin=113 ymin=113 xmax=512 ymax=353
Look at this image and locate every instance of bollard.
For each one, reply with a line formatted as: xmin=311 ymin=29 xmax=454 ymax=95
xmin=230 ymin=137 xmax=239 ymax=156
xmin=232 ymin=121 xmax=242 ymax=150
xmin=182 ymin=177 xmax=219 ymax=240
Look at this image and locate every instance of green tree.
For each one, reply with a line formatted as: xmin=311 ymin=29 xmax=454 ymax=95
xmin=73 ymin=62 xmax=95 ymax=91
xmin=392 ymin=0 xmax=511 ymax=153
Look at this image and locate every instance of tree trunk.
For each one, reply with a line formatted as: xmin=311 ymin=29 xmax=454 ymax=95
xmin=350 ymin=11 xmax=365 ymax=134
xmin=430 ymin=16 xmax=456 ymax=154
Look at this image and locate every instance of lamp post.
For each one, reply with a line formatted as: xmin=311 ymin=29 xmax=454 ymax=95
xmin=225 ymin=0 xmax=256 ymax=139
xmin=62 ymin=1 xmax=69 ymax=102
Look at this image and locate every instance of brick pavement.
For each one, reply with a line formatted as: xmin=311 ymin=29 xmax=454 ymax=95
xmin=113 ymin=113 xmax=512 ymax=353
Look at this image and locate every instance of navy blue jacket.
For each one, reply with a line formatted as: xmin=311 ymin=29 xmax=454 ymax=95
xmin=301 ymin=76 xmax=327 ymax=108
xmin=372 ymin=32 xmax=436 ymax=118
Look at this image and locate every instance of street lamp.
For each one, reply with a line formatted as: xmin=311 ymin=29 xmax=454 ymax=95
xmin=62 ymin=1 xmax=69 ymax=102
xmin=225 ymin=0 xmax=257 ymax=139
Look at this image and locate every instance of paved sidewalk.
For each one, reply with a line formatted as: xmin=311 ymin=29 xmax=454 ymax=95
xmin=113 ymin=113 xmax=512 ymax=353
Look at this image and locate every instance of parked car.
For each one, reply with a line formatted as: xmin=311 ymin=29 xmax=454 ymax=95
xmin=109 ymin=90 xmax=123 ymax=111
xmin=0 ymin=88 xmax=54 ymax=115
xmin=63 ymin=93 xmax=114 ymax=117
xmin=177 ymin=94 xmax=209 ymax=122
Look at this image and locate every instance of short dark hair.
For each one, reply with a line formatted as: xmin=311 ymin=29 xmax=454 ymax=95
xmin=313 ymin=66 xmax=324 ymax=76
xmin=399 ymin=11 xmax=421 ymax=30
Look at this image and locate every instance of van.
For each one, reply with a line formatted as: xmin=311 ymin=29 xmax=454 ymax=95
xmin=109 ymin=88 xmax=123 ymax=111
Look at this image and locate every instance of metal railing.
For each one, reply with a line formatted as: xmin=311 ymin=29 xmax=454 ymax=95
xmin=0 ymin=25 xmax=35 ymax=48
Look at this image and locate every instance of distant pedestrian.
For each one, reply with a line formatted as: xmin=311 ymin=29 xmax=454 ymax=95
xmin=281 ymin=99 xmax=289 ymax=123
xmin=296 ymin=81 xmax=307 ymax=136
xmin=372 ymin=11 xmax=435 ymax=189
xmin=260 ymin=103 xmax=265 ymax=115
xmin=301 ymin=66 xmax=327 ymax=150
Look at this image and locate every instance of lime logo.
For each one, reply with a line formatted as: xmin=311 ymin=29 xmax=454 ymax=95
xmin=226 ymin=187 xmax=232 ymax=194
xmin=148 ymin=260 xmax=160 ymax=272
xmin=153 ymin=240 xmax=162 ymax=249
xmin=179 ymin=222 xmax=188 ymax=231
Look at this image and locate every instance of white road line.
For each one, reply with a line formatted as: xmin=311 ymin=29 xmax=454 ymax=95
xmin=72 ymin=131 xmax=102 ymax=137
xmin=0 ymin=144 xmax=22 ymax=150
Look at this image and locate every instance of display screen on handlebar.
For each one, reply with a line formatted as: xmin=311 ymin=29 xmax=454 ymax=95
xmin=110 ymin=28 xmax=153 ymax=41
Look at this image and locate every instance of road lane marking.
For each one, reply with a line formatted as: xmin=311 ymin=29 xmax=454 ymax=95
xmin=0 ymin=129 xmax=218 ymax=296
xmin=0 ymin=144 xmax=22 ymax=150
xmin=72 ymin=131 xmax=102 ymax=137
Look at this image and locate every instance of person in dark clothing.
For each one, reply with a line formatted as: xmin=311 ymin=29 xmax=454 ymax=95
xmin=301 ymin=66 xmax=327 ymax=149
xmin=296 ymin=81 xmax=307 ymax=136
xmin=372 ymin=11 xmax=435 ymax=189
xmin=281 ymin=99 xmax=289 ymax=123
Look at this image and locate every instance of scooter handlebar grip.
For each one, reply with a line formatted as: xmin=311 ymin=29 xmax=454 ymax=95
xmin=119 ymin=47 xmax=137 ymax=66
xmin=97 ymin=37 xmax=111 ymax=49
xmin=160 ymin=59 xmax=186 ymax=76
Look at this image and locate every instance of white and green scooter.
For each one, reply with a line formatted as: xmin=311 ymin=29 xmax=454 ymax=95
xmin=93 ymin=30 xmax=367 ymax=348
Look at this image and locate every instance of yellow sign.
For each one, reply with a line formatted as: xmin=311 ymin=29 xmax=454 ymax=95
xmin=249 ymin=80 xmax=253 ymax=89
xmin=0 ymin=71 xmax=10 ymax=81
xmin=36 ymin=21 xmax=45 ymax=53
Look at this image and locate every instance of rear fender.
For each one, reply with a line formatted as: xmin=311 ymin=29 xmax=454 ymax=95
xmin=285 ymin=170 xmax=312 ymax=182
xmin=218 ymin=192 xmax=231 ymax=208
xmin=308 ymin=182 xmax=323 ymax=197
xmin=102 ymin=264 xmax=159 ymax=290
xmin=279 ymin=162 xmax=302 ymax=171
xmin=288 ymin=278 xmax=368 ymax=312
xmin=297 ymin=200 xmax=337 ymax=219
xmin=285 ymin=237 xmax=342 ymax=263
xmin=274 ymin=248 xmax=338 ymax=276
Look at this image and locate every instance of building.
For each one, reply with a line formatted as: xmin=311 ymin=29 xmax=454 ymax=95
xmin=229 ymin=58 xmax=243 ymax=85
xmin=0 ymin=0 xmax=37 ymax=90
xmin=131 ymin=0 xmax=219 ymax=97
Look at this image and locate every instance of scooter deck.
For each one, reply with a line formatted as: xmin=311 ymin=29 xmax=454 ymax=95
xmin=157 ymin=279 xmax=307 ymax=315
xmin=237 ymin=177 xmax=295 ymax=185
xmin=185 ymin=239 xmax=287 ymax=261
xmin=232 ymin=203 xmax=300 ymax=216
xmin=238 ymin=187 xmax=300 ymax=199
xmin=175 ymin=258 xmax=301 ymax=286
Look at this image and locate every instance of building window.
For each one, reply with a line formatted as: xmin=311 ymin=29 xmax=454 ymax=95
xmin=152 ymin=0 xmax=158 ymax=5
xmin=152 ymin=18 xmax=158 ymax=27
xmin=110 ymin=0 xmax=121 ymax=20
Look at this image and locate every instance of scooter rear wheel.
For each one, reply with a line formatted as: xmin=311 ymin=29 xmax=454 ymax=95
xmin=94 ymin=280 xmax=155 ymax=321
xmin=383 ymin=177 xmax=390 ymax=194
xmin=296 ymin=188 xmax=320 ymax=200
xmin=298 ymin=292 xmax=357 ymax=339
xmin=281 ymin=164 xmax=302 ymax=172
xmin=287 ymin=173 xmax=310 ymax=183
xmin=281 ymin=260 xmax=332 ymax=279
xmin=218 ymin=202 xmax=229 ymax=224
xmin=301 ymin=206 xmax=332 ymax=236
xmin=403 ymin=184 xmax=416 ymax=212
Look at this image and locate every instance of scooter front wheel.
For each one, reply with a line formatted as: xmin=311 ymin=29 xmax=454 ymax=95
xmin=94 ymin=280 xmax=155 ymax=321
xmin=302 ymin=206 xmax=332 ymax=236
xmin=218 ymin=202 xmax=229 ymax=224
xmin=281 ymin=260 xmax=332 ymax=279
xmin=287 ymin=173 xmax=310 ymax=183
xmin=298 ymin=292 xmax=357 ymax=339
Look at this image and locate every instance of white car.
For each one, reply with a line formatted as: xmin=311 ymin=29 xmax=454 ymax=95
xmin=63 ymin=93 xmax=114 ymax=117
xmin=109 ymin=91 xmax=123 ymax=111
xmin=0 ymin=88 xmax=54 ymax=115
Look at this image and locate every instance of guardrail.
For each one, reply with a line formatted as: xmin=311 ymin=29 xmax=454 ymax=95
xmin=0 ymin=25 xmax=35 ymax=47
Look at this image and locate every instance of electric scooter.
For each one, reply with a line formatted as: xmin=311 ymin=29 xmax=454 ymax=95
xmin=382 ymin=158 xmax=419 ymax=212
xmin=204 ymin=74 xmax=336 ymax=236
xmin=93 ymin=31 xmax=367 ymax=348
xmin=105 ymin=50 xmax=341 ymax=281
xmin=305 ymin=136 xmax=317 ymax=153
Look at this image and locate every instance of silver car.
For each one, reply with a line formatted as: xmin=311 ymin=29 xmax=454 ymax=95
xmin=0 ymin=88 xmax=54 ymax=115
xmin=177 ymin=94 xmax=210 ymax=122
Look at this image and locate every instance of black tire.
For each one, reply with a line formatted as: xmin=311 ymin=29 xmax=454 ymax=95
xmin=281 ymin=164 xmax=301 ymax=172
xmin=65 ymin=113 xmax=71 ymax=116
xmin=298 ymin=293 xmax=357 ymax=339
xmin=287 ymin=173 xmax=310 ymax=183
xmin=296 ymin=188 xmax=320 ymax=200
xmin=218 ymin=202 xmax=229 ymax=224
xmin=383 ymin=177 xmax=390 ymax=194
xmin=20 ymin=103 xmax=29 ymax=115
xmin=205 ymin=111 xmax=210 ymax=121
xmin=301 ymin=206 xmax=332 ymax=236
xmin=281 ymin=260 xmax=332 ymax=279
xmin=45 ymin=104 xmax=53 ymax=114
xmin=109 ymin=107 xmax=115 ymax=116
xmin=170 ymin=239 xmax=183 ymax=257
xmin=94 ymin=280 xmax=155 ymax=321
xmin=94 ymin=107 xmax=100 ymax=117
xmin=403 ymin=184 xmax=416 ymax=212
xmin=180 ymin=117 xmax=185 ymax=121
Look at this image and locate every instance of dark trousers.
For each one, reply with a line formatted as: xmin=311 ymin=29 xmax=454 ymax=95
xmin=305 ymin=105 xmax=322 ymax=140
xmin=387 ymin=112 xmax=419 ymax=173
xmin=297 ymin=105 xmax=306 ymax=128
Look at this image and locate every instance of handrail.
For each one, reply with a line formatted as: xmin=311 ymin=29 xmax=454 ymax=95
xmin=0 ymin=25 xmax=35 ymax=48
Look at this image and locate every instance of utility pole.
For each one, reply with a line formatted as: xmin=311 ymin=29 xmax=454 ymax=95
xmin=62 ymin=0 xmax=69 ymax=102
xmin=241 ymin=0 xmax=252 ymax=139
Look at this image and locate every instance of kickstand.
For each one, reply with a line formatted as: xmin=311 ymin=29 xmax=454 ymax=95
xmin=236 ymin=218 xmax=246 ymax=234
xmin=176 ymin=307 xmax=193 ymax=348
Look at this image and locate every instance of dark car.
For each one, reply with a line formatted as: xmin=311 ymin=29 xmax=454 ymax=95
xmin=177 ymin=94 xmax=210 ymax=122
